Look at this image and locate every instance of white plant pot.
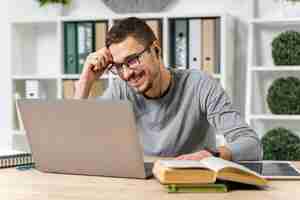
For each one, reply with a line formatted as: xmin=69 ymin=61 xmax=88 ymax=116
xmin=281 ymin=1 xmax=300 ymax=18
xmin=43 ymin=3 xmax=64 ymax=17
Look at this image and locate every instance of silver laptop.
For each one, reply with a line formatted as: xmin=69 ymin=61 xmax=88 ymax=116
xmin=17 ymin=99 xmax=153 ymax=179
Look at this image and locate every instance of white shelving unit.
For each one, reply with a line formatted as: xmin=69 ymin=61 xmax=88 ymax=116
xmin=10 ymin=13 xmax=234 ymax=151
xmin=245 ymin=17 xmax=300 ymax=138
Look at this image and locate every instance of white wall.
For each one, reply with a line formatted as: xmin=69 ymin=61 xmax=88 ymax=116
xmin=0 ymin=1 xmax=12 ymax=149
xmin=4 ymin=0 xmax=280 ymax=149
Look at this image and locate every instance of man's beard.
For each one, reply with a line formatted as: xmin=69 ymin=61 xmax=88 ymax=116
xmin=133 ymin=80 xmax=153 ymax=95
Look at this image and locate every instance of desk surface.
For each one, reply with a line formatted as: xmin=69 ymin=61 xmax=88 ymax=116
xmin=0 ymin=162 xmax=300 ymax=200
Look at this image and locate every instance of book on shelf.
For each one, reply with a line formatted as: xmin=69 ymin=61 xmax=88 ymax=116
xmin=25 ymin=80 xmax=46 ymax=99
xmin=201 ymin=18 xmax=220 ymax=74
xmin=64 ymin=22 xmax=78 ymax=74
xmin=64 ymin=21 xmax=108 ymax=74
xmin=169 ymin=17 xmax=221 ymax=72
xmin=0 ymin=150 xmax=33 ymax=169
xmin=77 ymin=22 xmax=94 ymax=74
xmin=152 ymin=157 xmax=268 ymax=187
xmin=95 ymin=22 xmax=107 ymax=51
xmin=63 ymin=79 xmax=105 ymax=99
xmin=188 ymin=18 xmax=202 ymax=69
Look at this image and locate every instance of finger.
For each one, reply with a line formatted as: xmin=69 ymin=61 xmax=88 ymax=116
xmin=175 ymin=156 xmax=185 ymax=160
xmin=104 ymin=48 xmax=113 ymax=63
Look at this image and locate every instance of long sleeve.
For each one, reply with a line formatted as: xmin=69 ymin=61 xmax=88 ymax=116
xmin=199 ymin=78 xmax=263 ymax=161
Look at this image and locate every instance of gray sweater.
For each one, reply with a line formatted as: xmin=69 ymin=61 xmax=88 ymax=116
xmin=101 ymin=69 xmax=263 ymax=161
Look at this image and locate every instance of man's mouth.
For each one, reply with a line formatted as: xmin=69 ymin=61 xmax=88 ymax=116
xmin=129 ymin=71 xmax=146 ymax=87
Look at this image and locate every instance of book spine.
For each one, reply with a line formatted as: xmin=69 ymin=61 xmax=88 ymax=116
xmin=188 ymin=18 xmax=202 ymax=69
xmin=201 ymin=18 xmax=216 ymax=74
xmin=88 ymin=80 xmax=105 ymax=98
xmin=95 ymin=22 xmax=107 ymax=51
xmin=166 ymin=184 xmax=228 ymax=193
xmin=174 ymin=19 xmax=188 ymax=69
xmin=77 ymin=22 xmax=94 ymax=74
xmin=63 ymin=80 xmax=75 ymax=99
xmin=25 ymin=80 xmax=42 ymax=99
xmin=215 ymin=17 xmax=221 ymax=74
xmin=64 ymin=22 xmax=78 ymax=74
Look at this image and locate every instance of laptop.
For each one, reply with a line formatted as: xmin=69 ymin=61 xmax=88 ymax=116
xmin=238 ymin=161 xmax=300 ymax=180
xmin=17 ymin=99 xmax=153 ymax=179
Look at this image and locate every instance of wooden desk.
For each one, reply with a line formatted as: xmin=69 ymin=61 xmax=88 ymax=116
xmin=0 ymin=162 xmax=300 ymax=200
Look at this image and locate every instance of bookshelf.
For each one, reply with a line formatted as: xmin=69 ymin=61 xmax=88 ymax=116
xmin=245 ymin=18 xmax=300 ymax=139
xmin=10 ymin=13 xmax=234 ymax=151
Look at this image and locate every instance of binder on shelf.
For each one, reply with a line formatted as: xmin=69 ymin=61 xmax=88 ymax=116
xmin=25 ymin=80 xmax=46 ymax=99
xmin=188 ymin=19 xmax=202 ymax=69
xmin=77 ymin=22 xmax=94 ymax=74
xmin=63 ymin=80 xmax=75 ymax=99
xmin=89 ymin=80 xmax=105 ymax=97
xmin=64 ymin=22 xmax=78 ymax=74
xmin=215 ymin=18 xmax=221 ymax=74
xmin=201 ymin=18 xmax=217 ymax=74
xmin=170 ymin=19 xmax=188 ymax=69
xmin=0 ymin=150 xmax=33 ymax=169
xmin=64 ymin=21 xmax=108 ymax=74
xmin=95 ymin=22 xmax=107 ymax=51
xmin=63 ymin=79 xmax=106 ymax=99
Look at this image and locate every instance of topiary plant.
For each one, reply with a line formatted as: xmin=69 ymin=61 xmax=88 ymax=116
xmin=36 ymin=0 xmax=71 ymax=7
xmin=267 ymin=76 xmax=300 ymax=114
xmin=262 ymin=127 xmax=300 ymax=160
xmin=272 ymin=30 xmax=300 ymax=65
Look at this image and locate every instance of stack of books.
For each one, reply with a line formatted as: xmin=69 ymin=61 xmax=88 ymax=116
xmin=152 ymin=157 xmax=268 ymax=193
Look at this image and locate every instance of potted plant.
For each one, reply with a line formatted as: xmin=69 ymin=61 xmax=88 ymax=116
xmin=280 ymin=0 xmax=300 ymax=17
xmin=36 ymin=0 xmax=71 ymax=16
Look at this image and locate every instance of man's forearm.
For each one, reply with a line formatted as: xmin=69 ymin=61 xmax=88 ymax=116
xmin=74 ymin=79 xmax=93 ymax=99
xmin=227 ymin=135 xmax=263 ymax=161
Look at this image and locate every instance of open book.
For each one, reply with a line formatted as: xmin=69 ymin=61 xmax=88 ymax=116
xmin=152 ymin=157 xmax=268 ymax=187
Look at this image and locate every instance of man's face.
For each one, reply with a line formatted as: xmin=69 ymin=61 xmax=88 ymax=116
xmin=109 ymin=37 xmax=160 ymax=95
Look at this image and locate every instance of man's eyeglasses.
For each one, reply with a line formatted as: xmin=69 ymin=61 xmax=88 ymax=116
xmin=107 ymin=44 xmax=152 ymax=76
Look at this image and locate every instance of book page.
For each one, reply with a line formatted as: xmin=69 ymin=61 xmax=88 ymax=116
xmin=158 ymin=160 xmax=210 ymax=170
xmin=201 ymin=157 xmax=262 ymax=177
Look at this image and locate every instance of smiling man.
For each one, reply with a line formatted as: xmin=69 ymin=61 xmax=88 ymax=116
xmin=74 ymin=17 xmax=263 ymax=161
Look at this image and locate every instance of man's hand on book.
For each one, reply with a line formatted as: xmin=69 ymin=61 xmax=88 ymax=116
xmin=175 ymin=150 xmax=213 ymax=160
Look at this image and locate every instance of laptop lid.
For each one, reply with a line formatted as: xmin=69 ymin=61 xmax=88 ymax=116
xmin=17 ymin=99 xmax=148 ymax=179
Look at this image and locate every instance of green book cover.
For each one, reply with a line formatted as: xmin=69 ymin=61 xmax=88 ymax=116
xmin=64 ymin=22 xmax=78 ymax=74
xmin=77 ymin=22 xmax=94 ymax=74
xmin=166 ymin=183 xmax=228 ymax=193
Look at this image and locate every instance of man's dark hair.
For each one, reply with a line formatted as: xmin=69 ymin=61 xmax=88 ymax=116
xmin=105 ymin=17 xmax=157 ymax=48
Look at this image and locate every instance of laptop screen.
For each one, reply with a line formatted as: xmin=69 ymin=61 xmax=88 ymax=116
xmin=238 ymin=162 xmax=300 ymax=177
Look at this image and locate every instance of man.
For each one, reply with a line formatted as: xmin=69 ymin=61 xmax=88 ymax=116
xmin=74 ymin=17 xmax=263 ymax=161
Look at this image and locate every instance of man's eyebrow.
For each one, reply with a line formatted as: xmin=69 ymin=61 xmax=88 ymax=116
xmin=114 ymin=53 xmax=138 ymax=64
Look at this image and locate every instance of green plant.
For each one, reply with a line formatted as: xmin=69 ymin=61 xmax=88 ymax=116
xmin=286 ymin=0 xmax=300 ymax=2
xmin=272 ymin=30 xmax=300 ymax=65
xmin=262 ymin=127 xmax=300 ymax=160
xmin=36 ymin=0 xmax=71 ymax=7
xmin=267 ymin=76 xmax=300 ymax=114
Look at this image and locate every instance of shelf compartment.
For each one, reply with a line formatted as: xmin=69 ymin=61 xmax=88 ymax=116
xmin=11 ymin=22 xmax=60 ymax=76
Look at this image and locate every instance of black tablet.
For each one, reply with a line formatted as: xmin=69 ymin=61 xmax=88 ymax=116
xmin=238 ymin=161 xmax=300 ymax=179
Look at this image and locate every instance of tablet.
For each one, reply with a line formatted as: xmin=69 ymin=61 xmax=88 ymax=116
xmin=238 ymin=161 xmax=300 ymax=180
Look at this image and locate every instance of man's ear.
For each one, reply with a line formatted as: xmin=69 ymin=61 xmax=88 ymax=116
xmin=152 ymin=40 xmax=161 ymax=58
